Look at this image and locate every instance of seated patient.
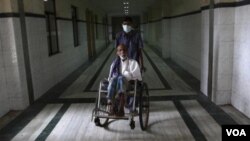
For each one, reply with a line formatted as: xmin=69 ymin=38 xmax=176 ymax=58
xmin=107 ymin=44 xmax=142 ymax=116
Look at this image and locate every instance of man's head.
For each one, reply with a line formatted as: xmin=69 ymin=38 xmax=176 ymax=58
xmin=116 ymin=44 xmax=128 ymax=60
xmin=122 ymin=16 xmax=133 ymax=25
xmin=122 ymin=16 xmax=133 ymax=33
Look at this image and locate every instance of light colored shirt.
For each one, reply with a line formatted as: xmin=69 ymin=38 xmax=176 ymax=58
xmin=108 ymin=58 xmax=142 ymax=81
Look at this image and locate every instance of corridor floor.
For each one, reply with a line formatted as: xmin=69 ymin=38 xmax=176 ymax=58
xmin=0 ymin=44 xmax=250 ymax=141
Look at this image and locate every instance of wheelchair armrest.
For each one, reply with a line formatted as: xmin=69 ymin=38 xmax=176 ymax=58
xmin=100 ymin=79 xmax=109 ymax=90
xmin=102 ymin=78 xmax=109 ymax=83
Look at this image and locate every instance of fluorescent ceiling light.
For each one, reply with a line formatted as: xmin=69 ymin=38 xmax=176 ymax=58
xmin=123 ymin=2 xmax=129 ymax=5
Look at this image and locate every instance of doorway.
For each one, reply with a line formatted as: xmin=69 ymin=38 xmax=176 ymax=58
xmin=86 ymin=9 xmax=96 ymax=60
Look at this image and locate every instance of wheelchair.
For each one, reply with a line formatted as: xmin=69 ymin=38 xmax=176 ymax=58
xmin=91 ymin=78 xmax=150 ymax=130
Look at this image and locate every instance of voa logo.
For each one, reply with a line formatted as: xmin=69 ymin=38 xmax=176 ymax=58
xmin=226 ymin=129 xmax=246 ymax=136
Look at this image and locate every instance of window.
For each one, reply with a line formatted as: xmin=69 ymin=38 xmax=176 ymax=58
xmin=44 ymin=0 xmax=59 ymax=56
xmin=95 ymin=15 xmax=98 ymax=39
xmin=103 ymin=18 xmax=106 ymax=40
xmin=72 ymin=6 xmax=79 ymax=47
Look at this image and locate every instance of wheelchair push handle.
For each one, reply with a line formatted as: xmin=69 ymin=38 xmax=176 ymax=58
xmin=140 ymin=66 xmax=146 ymax=73
xmin=140 ymin=66 xmax=146 ymax=77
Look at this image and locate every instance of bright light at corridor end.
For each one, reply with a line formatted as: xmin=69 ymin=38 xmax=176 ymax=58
xmin=123 ymin=1 xmax=129 ymax=15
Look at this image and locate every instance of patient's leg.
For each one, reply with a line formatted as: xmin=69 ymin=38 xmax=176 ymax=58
xmin=116 ymin=76 xmax=128 ymax=116
xmin=107 ymin=76 xmax=118 ymax=100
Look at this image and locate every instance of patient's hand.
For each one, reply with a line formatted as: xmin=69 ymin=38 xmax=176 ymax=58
xmin=104 ymin=77 xmax=109 ymax=82
xmin=123 ymin=71 xmax=132 ymax=79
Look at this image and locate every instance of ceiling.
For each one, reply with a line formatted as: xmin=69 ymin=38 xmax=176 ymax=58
xmin=88 ymin=0 xmax=156 ymax=16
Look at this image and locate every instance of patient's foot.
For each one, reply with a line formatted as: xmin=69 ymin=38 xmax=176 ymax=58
xmin=107 ymin=99 xmax=112 ymax=104
xmin=107 ymin=99 xmax=114 ymax=115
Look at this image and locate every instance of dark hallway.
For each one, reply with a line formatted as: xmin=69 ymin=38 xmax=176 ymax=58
xmin=1 ymin=0 xmax=250 ymax=140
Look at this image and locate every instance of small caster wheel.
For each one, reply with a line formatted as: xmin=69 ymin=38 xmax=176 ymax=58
xmin=94 ymin=117 xmax=100 ymax=126
xmin=130 ymin=120 xmax=135 ymax=129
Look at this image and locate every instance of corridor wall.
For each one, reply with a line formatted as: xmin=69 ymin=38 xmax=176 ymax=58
xmin=143 ymin=0 xmax=201 ymax=80
xmin=143 ymin=0 xmax=250 ymax=118
xmin=0 ymin=0 xmax=108 ymax=117
xmin=232 ymin=1 xmax=250 ymax=117
xmin=0 ymin=0 xmax=29 ymax=117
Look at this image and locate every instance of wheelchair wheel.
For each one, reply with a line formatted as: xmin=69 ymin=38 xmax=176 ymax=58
xmin=139 ymin=82 xmax=149 ymax=130
xmin=94 ymin=117 xmax=108 ymax=127
xmin=129 ymin=119 xmax=135 ymax=130
xmin=94 ymin=93 xmax=109 ymax=127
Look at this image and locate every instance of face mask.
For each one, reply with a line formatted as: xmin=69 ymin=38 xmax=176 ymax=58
xmin=122 ymin=25 xmax=132 ymax=33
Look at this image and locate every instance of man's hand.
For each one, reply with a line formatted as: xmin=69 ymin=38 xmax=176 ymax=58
xmin=141 ymin=66 xmax=146 ymax=72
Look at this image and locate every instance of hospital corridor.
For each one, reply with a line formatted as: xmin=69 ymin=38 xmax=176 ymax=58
xmin=0 ymin=0 xmax=250 ymax=141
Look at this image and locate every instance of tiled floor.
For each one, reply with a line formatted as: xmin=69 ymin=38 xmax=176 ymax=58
xmin=0 ymin=44 xmax=249 ymax=141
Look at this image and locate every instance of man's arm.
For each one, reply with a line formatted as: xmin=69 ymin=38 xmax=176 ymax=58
xmin=138 ymin=32 xmax=144 ymax=71
xmin=115 ymin=32 xmax=121 ymax=48
xmin=139 ymin=48 xmax=144 ymax=69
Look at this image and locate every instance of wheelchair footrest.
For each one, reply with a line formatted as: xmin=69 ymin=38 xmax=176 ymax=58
xmin=96 ymin=115 xmax=129 ymax=120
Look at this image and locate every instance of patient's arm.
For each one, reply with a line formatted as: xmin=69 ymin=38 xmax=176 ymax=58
xmin=130 ymin=60 xmax=142 ymax=80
